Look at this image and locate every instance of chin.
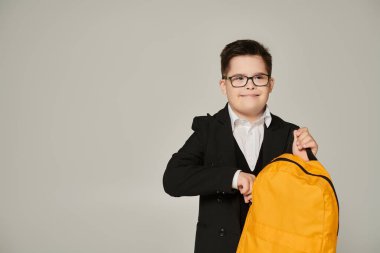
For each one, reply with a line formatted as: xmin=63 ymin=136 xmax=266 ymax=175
xmin=240 ymin=102 xmax=265 ymax=113
xmin=229 ymin=98 xmax=266 ymax=114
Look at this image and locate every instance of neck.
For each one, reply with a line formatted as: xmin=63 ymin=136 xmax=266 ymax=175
xmin=232 ymin=107 xmax=265 ymax=124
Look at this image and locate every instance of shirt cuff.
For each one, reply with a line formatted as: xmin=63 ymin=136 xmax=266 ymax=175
xmin=232 ymin=170 xmax=242 ymax=189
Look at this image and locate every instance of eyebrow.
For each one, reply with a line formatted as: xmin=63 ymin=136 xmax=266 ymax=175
xmin=229 ymin=72 xmax=268 ymax=76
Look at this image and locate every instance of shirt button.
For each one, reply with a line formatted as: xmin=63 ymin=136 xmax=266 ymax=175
xmin=219 ymin=228 xmax=225 ymax=237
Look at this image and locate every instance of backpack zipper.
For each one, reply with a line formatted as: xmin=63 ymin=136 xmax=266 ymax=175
xmin=269 ymin=157 xmax=340 ymax=235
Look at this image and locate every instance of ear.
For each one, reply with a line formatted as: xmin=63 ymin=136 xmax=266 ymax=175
xmin=219 ymin=79 xmax=227 ymax=96
xmin=268 ymin=77 xmax=275 ymax=93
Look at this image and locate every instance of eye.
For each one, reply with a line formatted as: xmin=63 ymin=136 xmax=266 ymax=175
xmin=231 ymin=75 xmax=245 ymax=81
xmin=254 ymin=74 xmax=266 ymax=80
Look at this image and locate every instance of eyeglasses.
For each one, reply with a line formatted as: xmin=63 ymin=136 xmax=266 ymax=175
xmin=223 ymin=74 xmax=271 ymax=88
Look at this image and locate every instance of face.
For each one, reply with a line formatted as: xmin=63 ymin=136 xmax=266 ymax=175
xmin=219 ymin=55 xmax=274 ymax=122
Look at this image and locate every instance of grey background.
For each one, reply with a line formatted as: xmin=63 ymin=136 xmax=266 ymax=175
xmin=1 ymin=0 xmax=379 ymax=252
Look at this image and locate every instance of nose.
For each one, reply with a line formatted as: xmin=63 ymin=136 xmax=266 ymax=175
xmin=246 ymin=78 xmax=255 ymax=89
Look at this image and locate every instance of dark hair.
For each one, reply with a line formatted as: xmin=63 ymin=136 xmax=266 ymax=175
xmin=220 ymin=39 xmax=272 ymax=77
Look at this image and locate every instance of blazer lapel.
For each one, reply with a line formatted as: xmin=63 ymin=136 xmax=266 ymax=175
xmin=213 ymin=103 xmax=237 ymax=167
xmin=262 ymin=113 xmax=287 ymax=166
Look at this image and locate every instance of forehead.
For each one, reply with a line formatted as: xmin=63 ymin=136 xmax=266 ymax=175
xmin=227 ymin=55 xmax=267 ymax=75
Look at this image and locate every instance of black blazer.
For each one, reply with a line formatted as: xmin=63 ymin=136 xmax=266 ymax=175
xmin=163 ymin=103 xmax=299 ymax=253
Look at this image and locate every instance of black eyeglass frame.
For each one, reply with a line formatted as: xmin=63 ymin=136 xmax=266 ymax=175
xmin=222 ymin=74 xmax=271 ymax=88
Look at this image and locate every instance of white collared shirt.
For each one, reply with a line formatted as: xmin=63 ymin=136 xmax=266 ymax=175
xmin=228 ymin=103 xmax=272 ymax=189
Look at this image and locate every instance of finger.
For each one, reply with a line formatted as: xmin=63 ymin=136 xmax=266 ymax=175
xmin=298 ymin=136 xmax=313 ymax=148
xmin=295 ymin=133 xmax=305 ymax=151
xmin=296 ymin=129 xmax=309 ymax=141
xmin=250 ymin=180 xmax=254 ymax=194
xmin=293 ymin=130 xmax=300 ymax=152
xmin=300 ymin=138 xmax=318 ymax=153
xmin=293 ymin=132 xmax=309 ymax=159
xmin=241 ymin=175 xmax=255 ymax=195
xmin=293 ymin=130 xmax=298 ymax=145
xmin=247 ymin=180 xmax=253 ymax=195
xmin=244 ymin=194 xmax=252 ymax=203
xmin=295 ymin=127 xmax=308 ymax=137
xmin=299 ymin=139 xmax=315 ymax=148
xmin=240 ymin=189 xmax=249 ymax=196
xmin=299 ymin=127 xmax=309 ymax=133
xmin=239 ymin=180 xmax=249 ymax=195
xmin=296 ymin=132 xmax=311 ymax=145
xmin=300 ymin=140 xmax=318 ymax=154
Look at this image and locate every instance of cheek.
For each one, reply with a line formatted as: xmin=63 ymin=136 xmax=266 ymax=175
xmin=226 ymin=89 xmax=239 ymax=100
xmin=264 ymin=93 xmax=272 ymax=103
xmin=261 ymin=91 xmax=270 ymax=98
xmin=223 ymin=87 xmax=228 ymax=96
xmin=220 ymin=83 xmax=228 ymax=95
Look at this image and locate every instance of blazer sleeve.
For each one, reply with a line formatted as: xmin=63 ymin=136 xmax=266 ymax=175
xmin=163 ymin=116 xmax=237 ymax=197
xmin=284 ymin=123 xmax=300 ymax=154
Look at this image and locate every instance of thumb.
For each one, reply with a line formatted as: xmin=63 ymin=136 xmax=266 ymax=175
xmin=292 ymin=130 xmax=298 ymax=152
xmin=292 ymin=130 xmax=308 ymax=161
xmin=239 ymin=180 xmax=249 ymax=195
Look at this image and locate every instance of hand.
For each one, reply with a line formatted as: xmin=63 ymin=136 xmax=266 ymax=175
xmin=237 ymin=172 xmax=255 ymax=203
xmin=292 ymin=127 xmax=318 ymax=161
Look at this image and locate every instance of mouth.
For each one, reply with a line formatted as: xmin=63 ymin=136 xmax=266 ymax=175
xmin=240 ymin=94 xmax=260 ymax=97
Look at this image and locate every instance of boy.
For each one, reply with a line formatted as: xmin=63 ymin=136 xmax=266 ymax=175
xmin=163 ymin=40 xmax=318 ymax=253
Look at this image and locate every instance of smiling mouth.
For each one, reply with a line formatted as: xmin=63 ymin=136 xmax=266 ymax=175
xmin=241 ymin=94 xmax=260 ymax=97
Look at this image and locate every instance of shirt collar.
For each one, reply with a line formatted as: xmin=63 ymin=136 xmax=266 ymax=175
xmin=227 ymin=103 xmax=272 ymax=131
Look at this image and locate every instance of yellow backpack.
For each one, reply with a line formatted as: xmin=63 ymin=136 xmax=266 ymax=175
xmin=237 ymin=152 xmax=339 ymax=253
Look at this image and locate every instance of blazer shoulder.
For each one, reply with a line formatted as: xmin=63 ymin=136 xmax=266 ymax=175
xmin=191 ymin=113 xmax=213 ymax=132
xmin=271 ymin=113 xmax=299 ymax=130
xmin=188 ymin=114 xmax=214 ymax=148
